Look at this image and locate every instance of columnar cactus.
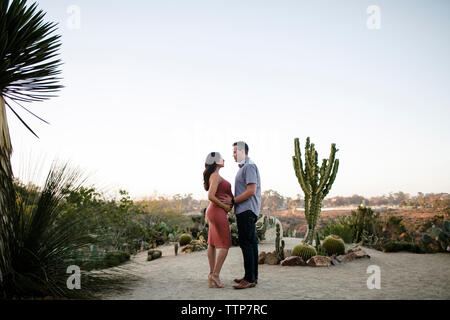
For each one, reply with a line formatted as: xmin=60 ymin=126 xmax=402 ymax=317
xmin=292 ymin=137 xmax=339 ymax=245
xmin=275 ymin=223 xmax=285 ymax=261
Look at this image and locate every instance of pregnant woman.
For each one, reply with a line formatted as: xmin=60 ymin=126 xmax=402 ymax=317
xmin=203 ymin=152 xmax=233 ymax=288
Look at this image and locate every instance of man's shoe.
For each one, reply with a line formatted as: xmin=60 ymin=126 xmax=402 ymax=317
xmin=233 ymin=280 xmax=256 ymax=289
xmin=233 ymin=278 xmax=258 ymax=284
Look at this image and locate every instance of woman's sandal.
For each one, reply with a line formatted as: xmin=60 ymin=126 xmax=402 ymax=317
xmin=210 ymin=273 xmax=224 ymax=288
xmin=208 ymin=273 xmax=214 ymax=288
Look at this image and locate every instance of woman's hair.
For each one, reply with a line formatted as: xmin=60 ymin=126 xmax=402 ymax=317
xmin=203 ymin=152 xmax=222 ymax=191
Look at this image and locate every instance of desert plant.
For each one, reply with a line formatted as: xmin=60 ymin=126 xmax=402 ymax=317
xmin=316 ymin=246 xmax=329 ymax=257
xmin=256 ymin=215 xmax=270 ymax=242
xmin=352 ymin=206 xmax=383 ymax=243
xmin=314 ymin=231 xmax=321 ymax=251
xmin=1 ymin=0 xmax=64 ymax=293
xmin=181 ymin=240 xmax=207 ymax=253
xmin=102 ymin=251 xmax=130 ymax=268
xmin=178 ymin=233 xmax=193 ymax=246
xmin=275 ymin=223 xmax=285 ymax=261
xmin=0 ymin=163 xmax=136 ymax=299
xmin=322 ymin=235 xmax=345 ymax=256
xmin=381 ymin=240 xmax=423 ymax=253
xmin=230 ymin=222 xmax=239 ymax=246
xmin=292 ymin=243 xmax=317 ymax=262
xmin=319 ymin=216 xmax=354 ymax=243
xmin=147 ymin=249 xmax=162 ymax=261
xmin=0 ymin=0 xmax=63 ymax=184
xmin=319 ymin=206 xmax=384 ymax=244
xmin=292 ymin=137 xmax=339 ymax=244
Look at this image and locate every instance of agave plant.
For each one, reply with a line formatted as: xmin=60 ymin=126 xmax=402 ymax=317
xmin=1 ymin=162 xmax=138 ymax=299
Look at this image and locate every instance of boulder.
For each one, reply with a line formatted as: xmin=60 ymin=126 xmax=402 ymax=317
xmin=280 ymin=256 xmax=306 ymax=266
xmin=330 ymin=256 xmax=340 ymax=265
xmin=264 ymin=251 xmax=279 ymax=265
xmin=306 ymin=255 xmax=331 ymax=267
xmin=353 ymin=248 xmax=370 ymax=259
xmin=258 ymin=251 xmax=266 ymax=264
xmin=336 ymin=254 xmax=351 ymax=263
xmin=447 ymin=245 xmax=450 ymax=252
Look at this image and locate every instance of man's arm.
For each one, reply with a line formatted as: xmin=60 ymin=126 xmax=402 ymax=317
xmin=235 ymin=183 xmax=256 ymax=203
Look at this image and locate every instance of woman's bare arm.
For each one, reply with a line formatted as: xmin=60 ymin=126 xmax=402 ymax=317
xmin=208 ymin=173 xmax=231 ymax=212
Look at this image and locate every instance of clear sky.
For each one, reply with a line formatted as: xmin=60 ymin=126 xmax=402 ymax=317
xmin=8 ymin=0 xmax=450 ymax=200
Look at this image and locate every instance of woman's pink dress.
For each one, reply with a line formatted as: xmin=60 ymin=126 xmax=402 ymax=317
xmin=206 ymin=178 xmax=232 ymax=249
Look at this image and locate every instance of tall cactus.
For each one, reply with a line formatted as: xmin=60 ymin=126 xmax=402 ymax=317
xmin=292 ymin=137 xmax=339 ymax=245
xmin=275 ymin=223 xmax=285 ymax=261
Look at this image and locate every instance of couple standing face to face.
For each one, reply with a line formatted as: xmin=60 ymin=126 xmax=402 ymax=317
xmin=205 ymin=143 xmax=247 ymax=169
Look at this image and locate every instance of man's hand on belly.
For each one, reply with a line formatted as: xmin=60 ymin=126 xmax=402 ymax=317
xmin=219 ymin=194 xmax=233 ymax=205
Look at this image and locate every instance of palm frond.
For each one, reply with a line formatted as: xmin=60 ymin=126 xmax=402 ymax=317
xmin=0 ymin=0 xmax=63 ymax=136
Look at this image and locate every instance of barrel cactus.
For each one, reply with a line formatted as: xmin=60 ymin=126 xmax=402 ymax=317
xmin=322 ymin=235 xmax=345 ymax=256
xmin=292 ymin=243 xmax=317 ymax=262
xmin=147 ymin=249 xmax=162 ymax=261
xmin=178 ymin=233 xmax=193 ymax=246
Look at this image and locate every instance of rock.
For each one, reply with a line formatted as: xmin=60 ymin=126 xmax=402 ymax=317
xmin=280 ymin=256 xmax=306 ymax=266
xmin=258 ymin=251 xmax=266 ymax=264
xmin=353 ymin=248 xmax=370 ymax=259
xmin=447 ymin=245 xmax=450 ymax=252
xmin=264 ymin=251 xmax=279 ymax=265
xmin=330 ymin=256 xmax=340 ymax=265
xmin=306 ymin=255 xmax=331 ymax=267
xmin=336 ymin=252 xmax=357 ymax=263
xmin=346 ymin=252 xmax=357 ymax=261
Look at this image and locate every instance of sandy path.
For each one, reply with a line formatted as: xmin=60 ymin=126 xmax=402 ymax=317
xmin=101 ymin=237 xmax=450 ymax=300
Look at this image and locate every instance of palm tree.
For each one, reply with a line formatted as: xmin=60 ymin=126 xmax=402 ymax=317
xmin=0 ymin=0 xmax=63 ymax=282
xmin=0 ymin=0 xmax=63 ymax=172
xmin=1 ymin=0 xmax=63 ymax=296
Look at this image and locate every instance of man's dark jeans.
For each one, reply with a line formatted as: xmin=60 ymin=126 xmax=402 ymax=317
xmin=236 ymin=210 xmax=258 ymax=283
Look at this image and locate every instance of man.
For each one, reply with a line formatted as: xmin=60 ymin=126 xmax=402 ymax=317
xmin=220 ymin=141 xmax=261 ymax=289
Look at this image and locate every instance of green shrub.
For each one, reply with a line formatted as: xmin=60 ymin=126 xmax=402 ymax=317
xmin=319 ymin=206 xmax=384 ymax=244
xmin=320 ymin=216 xmax=354 ymax=243
xmin=381 ymin=240 xmax=423 ymax=253
xmin=102 ymin=251 xmax=130 ymax=268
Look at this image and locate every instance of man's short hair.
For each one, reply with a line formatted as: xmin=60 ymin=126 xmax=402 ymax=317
xmin=233 ymin=141 xmax=249 ymax=155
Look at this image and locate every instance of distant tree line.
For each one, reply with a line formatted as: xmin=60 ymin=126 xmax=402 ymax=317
xmin=258 ymin=190 xmax=449 ymax=215
xmin=133 ymin=190 xmax=450 ymax=216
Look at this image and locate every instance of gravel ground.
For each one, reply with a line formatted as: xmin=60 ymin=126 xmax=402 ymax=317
xmin=100 ymin=237 xmax=450 ymax=300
